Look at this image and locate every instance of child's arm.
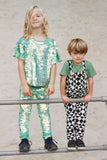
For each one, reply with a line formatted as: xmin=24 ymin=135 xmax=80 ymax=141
xmin=60 ymin=75 xmax=70 ymax=104
xmin=84 ymin=77 xmax=94 ymax=103
xmin=18 ymin=59 xmax=31 ymax=96
xmin=47 ymin=63 xmax=56 ymax=95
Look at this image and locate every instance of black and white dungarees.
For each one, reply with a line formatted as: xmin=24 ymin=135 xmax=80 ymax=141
xmin=64 ymin=60 xmax=88 ymax=141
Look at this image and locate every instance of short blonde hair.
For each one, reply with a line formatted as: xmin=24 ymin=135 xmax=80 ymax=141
xmin=23 ymin=5 xmax=50 ymax=39
xmin=67 ymin=38 xmax=88 ymax=55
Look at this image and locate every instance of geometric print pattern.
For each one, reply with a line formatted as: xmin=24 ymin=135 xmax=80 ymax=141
xmin=64 ymin=102 xmax=88 ymax=140
xmin=64 ymin=60 xmax=88 ymax=140
xmin=65 ymin=60 xmax=88 ymax=98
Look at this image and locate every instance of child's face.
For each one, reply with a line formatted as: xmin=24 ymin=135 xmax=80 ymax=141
xmin=70 ymin=51 xmax=85 ymax=65
xmin=30 ymin=8 xmax=44 ymax=30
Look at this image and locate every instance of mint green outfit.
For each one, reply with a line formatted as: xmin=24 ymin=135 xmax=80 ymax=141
xmin=13 ymin=37 xmax=61 ymax=140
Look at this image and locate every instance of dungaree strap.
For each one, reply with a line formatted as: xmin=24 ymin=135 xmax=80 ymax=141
xmin=82 ymin=60 xmax=86 ymax=72
xmin=67 ymin=60 xmax=73 ymax=75
xmin=67 ymin=60 xmax=72 ymax=70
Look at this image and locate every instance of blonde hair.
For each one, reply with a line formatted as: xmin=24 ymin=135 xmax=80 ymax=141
xmin=67 ymin=38 xmax=88 ymax=55
xmin=23 ymin=5 xmax=50 ymax=39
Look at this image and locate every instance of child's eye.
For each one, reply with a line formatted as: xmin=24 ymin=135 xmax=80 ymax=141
xmin=36 ymin=14 xmax=41 ymax=17
xmin=80 ymin=52 xmax=84 ymax=55
xmin=74 ymin=52 xmax=77 ymax=55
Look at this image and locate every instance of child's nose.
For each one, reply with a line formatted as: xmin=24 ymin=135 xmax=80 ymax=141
xmin=77 ymin=54 xmax=80 ymax=57
xmin=32 ymin=16 xmax=37 ymax=20
xmin=33 ymin=17 xmax=37 ymax=20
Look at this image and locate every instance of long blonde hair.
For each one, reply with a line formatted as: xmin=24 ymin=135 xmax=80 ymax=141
xmin=23 ymin=5 xmax=50 ymax=39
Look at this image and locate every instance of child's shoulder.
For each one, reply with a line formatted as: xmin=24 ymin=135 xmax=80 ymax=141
xmin=47 ymin=37 xmax=56 ymax=44
xmin=62 ymin=60 xmax=71 ymax=67
xmin=85 ymin=60 xmax=95 ymax=70
xmin=17 ymin=36 xmax=28 ymax=44
xmin=85 ymin=60 xmax=93 ymax=66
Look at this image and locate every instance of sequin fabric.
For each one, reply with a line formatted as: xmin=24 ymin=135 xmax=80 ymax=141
xmin=19 ymin=86 xmax=52 ymax=140
xmin=13 ymin=37 xmax=61 ymax=86
xmin=13 ymin=36 xmax=61 ymax=140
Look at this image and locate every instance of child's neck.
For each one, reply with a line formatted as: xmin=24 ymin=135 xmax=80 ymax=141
xmin=72 ymin=60 xmax=82 ymax=66
xmin=31 ymin=29 xmax=47 ymax=41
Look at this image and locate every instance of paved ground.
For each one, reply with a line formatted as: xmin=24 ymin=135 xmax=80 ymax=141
xmin=0 ymin=0 xmax=107 ymax=159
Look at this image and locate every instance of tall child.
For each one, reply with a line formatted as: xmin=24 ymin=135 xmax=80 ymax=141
xmin=60 ymin=38 xmax=96 ymax=150
xmin=13 ymin=5 xmax=61 ymax=152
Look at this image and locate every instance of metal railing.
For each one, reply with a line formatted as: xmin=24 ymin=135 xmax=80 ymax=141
xmin=0 ymin=96 xmax=107 ymax=105
xmin=0 ymin=145 xmax=107 ymax=156
xmin=0 ymin=96 xmax=107 ymax=156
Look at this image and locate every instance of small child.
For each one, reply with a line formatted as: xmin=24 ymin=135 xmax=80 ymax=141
xmin=13 ymin=5 xmax=61 ymax=152
xmin=60 ymin=38 xmax=96 ymax=150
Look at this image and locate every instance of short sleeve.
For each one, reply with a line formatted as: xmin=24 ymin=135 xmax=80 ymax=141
xmin=51 ymin=40 xmax=61 ymax=64
xmin=60 ymin=61 xmax=70 ymax=76
xmin=86 ymin=61 xmax=97 ymax=78
xmin=13 ymin=37 xmax=25 ymax=60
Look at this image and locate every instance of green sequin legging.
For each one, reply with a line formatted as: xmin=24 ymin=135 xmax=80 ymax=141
xmin=19 ymin=85 xmax=52 ymax=140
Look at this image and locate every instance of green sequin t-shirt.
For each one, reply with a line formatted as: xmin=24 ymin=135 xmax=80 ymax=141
xmin=13 ymin=37 xmax=61 ymax=86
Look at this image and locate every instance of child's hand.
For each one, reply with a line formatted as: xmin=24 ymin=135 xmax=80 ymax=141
xmin=22 ymin=84 xmax=31 ymax=97
xmin=62 ymin=95 xmax=70 ymax=104
xmin=47 ymin=84 xmax=55 ymax=95
xmin=84 ymin=94 xmax=92 ymax=103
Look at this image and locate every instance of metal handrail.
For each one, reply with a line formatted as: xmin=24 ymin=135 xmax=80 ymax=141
xmin=0 ymin=96 xmax=107 ymax=156
xmin=0 ymin=145 xmax=107 ymax=156
xmin=0 ymin=96 xmax=107 ymax=105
